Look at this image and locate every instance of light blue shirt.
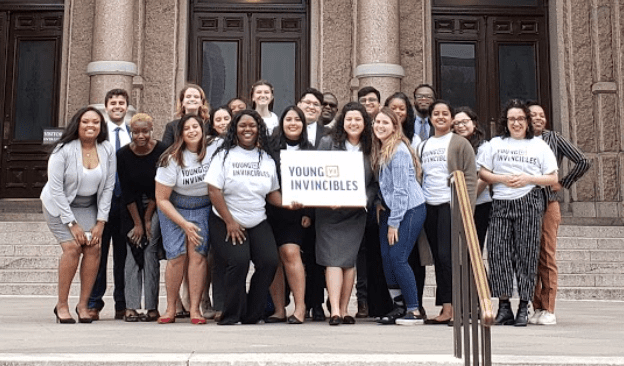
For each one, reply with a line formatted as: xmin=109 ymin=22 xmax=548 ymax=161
xmin=414 ymin=115 xmax=431 ymax=141
xmin=378 ymin=142 xmax=425 ymax=228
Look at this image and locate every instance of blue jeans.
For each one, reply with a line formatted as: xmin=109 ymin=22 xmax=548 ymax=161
xmin=379 ymin=204 xmax=426 ymax=309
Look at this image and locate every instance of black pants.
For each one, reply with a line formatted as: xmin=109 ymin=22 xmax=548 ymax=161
xmin=424 ymin=203 xmax=452 ymax=306
xmin=364 ymin=212 xmax=393 ymax=317
xmin=407 ymin=238 xmax=426 ymax=309
xmin=302 ymin=225 xmax=325 ymax=310
xmin=88 ymin=196 xmax=126 ymax=311
xmin=474 ymin=201 xmax=492 ymax=252
xmin=209 ymin=213 xmax=278 ymax=324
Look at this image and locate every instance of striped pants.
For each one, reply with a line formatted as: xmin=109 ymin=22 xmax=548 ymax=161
xmin=487 ymin=188 xmax=545 ymax=301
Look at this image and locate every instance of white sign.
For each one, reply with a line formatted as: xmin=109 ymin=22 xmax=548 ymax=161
xmin=280 ymin=150 xmax=366 ymax=207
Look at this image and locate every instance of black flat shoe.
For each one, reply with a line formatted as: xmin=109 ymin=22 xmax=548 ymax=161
xmin=75 ymin=307 xmax=93 ymax=323
xmin=424 ymin=317 xmax=451 ymax=325
xmin=266 ymin=316 xmax=287 ymax=323
xmin=329 ymin=315 xmax=342 ymax=326
xmin=53 ymin=307 xmax=76 ymax=324
xmin=287 ymin=315 xmax=303 ymax=324
xmin=343 ymin=315 xmax=356 ymax=324
xmin=312 ymin=306 xmax=326 ymax=322
xmin=377 ymin=307 xmax=405 ymax=325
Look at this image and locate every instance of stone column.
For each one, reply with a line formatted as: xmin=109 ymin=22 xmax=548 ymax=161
xmin=87 ymin=0 xmax=137 ymax=105
xmin=354 ymin=0 xmax=403 ymax=102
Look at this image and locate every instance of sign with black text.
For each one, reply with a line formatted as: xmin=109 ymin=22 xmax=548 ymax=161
xmin=280 ymin=150 xmax=366 ymax=207
xmin=43 ymin=128 xmax=64 ymax=145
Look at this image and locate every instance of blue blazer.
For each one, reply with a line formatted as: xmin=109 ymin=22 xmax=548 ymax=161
xmin=40 ymin=139 xmax=116 ymax=224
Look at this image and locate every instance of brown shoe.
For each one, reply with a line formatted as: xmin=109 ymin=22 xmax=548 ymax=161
xmin=355 ymin=301 xmax=369 ymax=318
xmin=115 ymin=310 xmax=125 ymax=320
xmin=87 ymin=308 xmax=100 ymax=321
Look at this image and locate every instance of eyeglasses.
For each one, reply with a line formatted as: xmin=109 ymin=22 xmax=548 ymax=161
xmin=507 ymin=116 xmax=527 ymax=123
xmin=414 ymin=94 xmax=434 ymax=100
xmin=358 ymin=97 xmax=378 ymax=104
xmin=323 ymin=102 xmax=338 ymax=109
xmin=300 ymin=99 xmax=321 ymax=108
xmin=453 ymin=119 xmax=472 ymax=127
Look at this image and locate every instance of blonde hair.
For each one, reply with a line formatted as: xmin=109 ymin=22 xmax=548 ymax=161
xmin=371 ymin=107 xmax=421 ymax=179
xmin=175 ymin=84 xmax=211 ymax=121
xmin=130 ymin=113 xmax=154 ymax=128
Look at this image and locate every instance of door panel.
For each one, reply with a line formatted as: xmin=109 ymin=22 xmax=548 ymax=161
xmin=0 ymin=11 xmax=63 ymax=198
xmin=433 ymin=2 xmax=549 ymax=137
xmin=190 ymin=3 xmax=308 ymax=117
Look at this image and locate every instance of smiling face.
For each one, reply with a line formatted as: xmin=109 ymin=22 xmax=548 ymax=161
xmin=282 ymin=109 xmax=304 ymax=141
xmin=373 ymin=112 xmax=396 ymax=142
xmin=431 ymin=103 xmax=453 ymax=136
xmin=182 ymin=88 xmax=202 ymax=115
xmin=130 ymin=121 xmax=152 ymax=147
xmin=105 ymin=95 xmax=128 ymax=124
xmin=388 ymin=98 xmax=408 ymax=125
xmin=237 ymin=114 xmax=259 ymax=149
xmin=507 ymin=108 xmax=528 ymax=140
xmin=529 ymin=105 xmax=546 ymax=135
xmin=297 ymin=93 xmax=322 ymax=124
xmin=252 ymin=85 xmax=273 ymax=108
xmin=413 ymin=86 xmax=435 ymax=116
xmin=452 ymin=112 xmax=475 ymax=139
xmin=359 ymin=92 xmax=380 ymax=117
xmin=344 ymin=110 xmax=365 ymax=142
xmin=78 ymin=111 xmax=102 ymax=141
xmin=321 ymin=94 xmax=338 ymax=122
xmin=212 ymin=109 xmax=232 ymax=135
xmin=182 ymin=117 xmax=203 ymax=151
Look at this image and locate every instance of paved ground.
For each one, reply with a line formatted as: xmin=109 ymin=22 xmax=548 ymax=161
xmin=1 ymin=296 xmax=623 ymax=364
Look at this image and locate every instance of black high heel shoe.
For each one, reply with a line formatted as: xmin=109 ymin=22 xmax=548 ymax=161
xmin=53 ymin=306 xmax=76 ymax=324
xmin=75 ymin=306 xmax=93 ymax=323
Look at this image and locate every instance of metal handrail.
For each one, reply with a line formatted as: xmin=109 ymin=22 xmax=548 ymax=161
xmin=450 ymin=170 xmax=493 ymax=366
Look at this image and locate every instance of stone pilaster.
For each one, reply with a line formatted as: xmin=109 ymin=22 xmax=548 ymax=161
xmin=355 ymin=0 xmax=403 ymax=102
xmin=87 ymin=0 xmax=136 ymax=104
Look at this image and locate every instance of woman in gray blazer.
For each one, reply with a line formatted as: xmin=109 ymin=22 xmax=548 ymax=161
xmin=41 ymin=106 xmax=116 ymax=324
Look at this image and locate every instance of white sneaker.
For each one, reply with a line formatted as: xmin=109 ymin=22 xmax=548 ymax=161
xmin=528 ymin=309 xmax=544 ymax=324
xmin=537 ymin=311 xmax=557 ymax=325
xmin=395 ymin=311 xmax=425 ymax=325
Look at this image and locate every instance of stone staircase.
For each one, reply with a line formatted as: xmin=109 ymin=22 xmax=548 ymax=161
xmin=0 ymin=200 xmax=622 ymax=300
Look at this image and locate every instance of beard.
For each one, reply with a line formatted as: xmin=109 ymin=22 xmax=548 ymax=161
xmin=416 ymin=106 xmax=429 ymax=116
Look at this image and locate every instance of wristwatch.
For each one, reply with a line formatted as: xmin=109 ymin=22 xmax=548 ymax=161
xmin=67 ymin=220 xmax=78 ymax=228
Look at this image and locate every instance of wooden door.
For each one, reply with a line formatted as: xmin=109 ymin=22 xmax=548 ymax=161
xmin=0 ymin=10 xmax=63 ymax=198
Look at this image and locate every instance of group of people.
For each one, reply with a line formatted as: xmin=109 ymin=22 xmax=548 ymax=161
xmin=42 ymin=80 xmax=590 ymax=327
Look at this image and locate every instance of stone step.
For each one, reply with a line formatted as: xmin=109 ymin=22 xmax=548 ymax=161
xmin=558 ymin=225 xmax=624 ymax=238
xmin=556 ymin=237 xmax=624 ymax=250
xmin=0 ymin=282 xmax=168 ymax=296
xmin=558 ymin=261 xmax=624 ymax=274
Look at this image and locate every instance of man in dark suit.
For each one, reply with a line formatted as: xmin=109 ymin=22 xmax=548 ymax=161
xmin=297 ymin=88 xmax=328 ymax=148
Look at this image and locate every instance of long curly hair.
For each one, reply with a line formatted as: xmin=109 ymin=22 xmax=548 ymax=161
xmin=371 ymin=107 xmax=421 ymax=178
xmin=51 ymin=106 xmax=108 ymax=154
xmin=212 ymin=109 xmax=273 ymax=165
xmin=384 ymin=92 xmax=416 ymax=143
xmin=175 ymin=84 xmax=211 ymax=121
xmin=159 ymin=114 xmax=208 ymax=168
xmin=206 ymin=105 xmax=232 ymax=138
xmin=330 ymin=102 xmax=372 ymax=155
xmin=497 ymin=99 xmax=534 ymax=139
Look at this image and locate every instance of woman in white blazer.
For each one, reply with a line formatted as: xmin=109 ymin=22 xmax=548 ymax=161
xmin=40 ymin=106 xmax=116 ymax=324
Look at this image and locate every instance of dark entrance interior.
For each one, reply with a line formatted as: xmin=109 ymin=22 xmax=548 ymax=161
xmin=432 ymin=0 xmax=550 ymax=137
xmin=188 ymin=0 xmax=309 ymax=117
xmin=0 ymin=0 xmax=63 ymax=198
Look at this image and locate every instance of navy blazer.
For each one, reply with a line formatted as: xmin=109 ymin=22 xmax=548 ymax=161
xmin=40 ymin=139 xmax=116 ymax=224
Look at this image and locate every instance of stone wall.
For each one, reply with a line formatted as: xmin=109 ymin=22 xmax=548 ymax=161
xmin=555 ymin=0 xmax=623 ymax=220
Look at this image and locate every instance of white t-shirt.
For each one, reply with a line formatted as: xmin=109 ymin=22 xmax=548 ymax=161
xmin=263 ymin=112 xmax=279 ymax=135
xmin=155 ymin=141 xmax=221 ymax=196
xmin=419 ymin=132 xmax=453 ymax=205
xmin=477 ymin=136 xmax=558 ymax=200
xmin=475 ymin=142 xmax=493 ymax=205
xmin=205 ymin=146 xmax=280 ymax=228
